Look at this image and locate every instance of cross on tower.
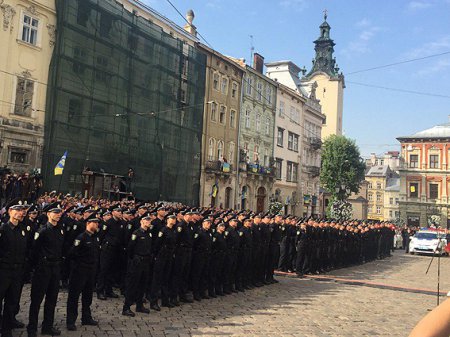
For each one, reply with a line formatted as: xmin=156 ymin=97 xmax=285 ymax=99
xmin=323 ymin=9 xmax=328 ymax=21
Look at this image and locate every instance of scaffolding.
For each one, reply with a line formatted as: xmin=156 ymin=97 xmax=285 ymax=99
xmin=42 ymin=0 xmax=206 ymax=205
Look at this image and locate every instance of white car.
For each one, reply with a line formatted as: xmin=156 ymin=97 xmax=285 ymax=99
xmin=409 ymin=230 xmax=448 ymax=256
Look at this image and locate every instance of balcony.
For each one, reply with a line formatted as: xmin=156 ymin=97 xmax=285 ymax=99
xmin=245 ymin=163 xmax=275 ymax=177
xmin=305 ymin=165 xmax=320 ymax=177
xmin=308 ymin=137 xmax=322 ymax=150
xmin=205 ymin=160 xmax=233 ymax=174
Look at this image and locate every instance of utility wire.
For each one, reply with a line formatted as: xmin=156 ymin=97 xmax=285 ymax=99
xmin=346 ymin=51 xmax=450 ymax=75
xmin=347 ymin=81 xmax=450 ymax=99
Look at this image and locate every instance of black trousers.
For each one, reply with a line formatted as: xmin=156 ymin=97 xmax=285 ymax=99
xmin=266 ymin=243 xmax=280 ymax=281
xmin=170 ymin=247 xmax=192 ymax=300
xmin=150 ymin=249 xmax=174 ymax=304
xmin=0 ymin=266 xmax=24 ymax=334
xmin=223 ymin=250 xmax=238 ymax=291
xmin=27 ymin=262 xmax=60 ymax=333
xmin=66 ymin=266 xmax=96 ymax=325
xmin=124 ymin=257 xmax=149 ymax=309
xmin=97 ymin=245 xmax=119 ymax=294
xmin=295 ymin=242 xmax=307 ymax=274
xmin=278 ymin=237 xmax=289 ymax=270
xmin=208 ymin=250 xmax=225 ymax=294
xmin=191 ymin=250 xmax=209 ymax=297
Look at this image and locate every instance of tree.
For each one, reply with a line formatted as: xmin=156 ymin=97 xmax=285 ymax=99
xmin=320 ymin=135 xmax=366 ymax=201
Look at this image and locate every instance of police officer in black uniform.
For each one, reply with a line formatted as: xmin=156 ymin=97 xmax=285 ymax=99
xmin=66 ymin=214 xmax=100 ymax=331
xmin=191 ymin=218 xmax=213 ymax=301
xmin=0 ymin=201 xmax=27 ymax=337
xmin=122 ymin=214 xmax=153 ymax=317
xmin=27 ymin=203 xmax=64 ymax=337
xmin=223 ymin=218 xmax=240 ymax=294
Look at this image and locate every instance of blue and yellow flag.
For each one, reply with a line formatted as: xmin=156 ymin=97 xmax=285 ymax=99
xmin=54 ymin=151 xmax=68 ymax=176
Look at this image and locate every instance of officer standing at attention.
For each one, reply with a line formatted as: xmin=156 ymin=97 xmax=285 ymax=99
xmin=191 ymin=218 xmax=213 ymax=301
xmin=66 ymin=213 xmax=101 ymax=331
xmin=27 ymin=203 xmax=64 ymax=337
xmin=122 ymin=214 xmax=153 ymax=317
xmin=0 ymin=201 xmax=27 ymax=337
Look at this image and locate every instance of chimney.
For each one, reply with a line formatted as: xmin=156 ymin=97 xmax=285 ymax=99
xmin=183 ymin=9 xmax=197 ymax=37
xmin=253 ymin=52 xmax=264 ymax=74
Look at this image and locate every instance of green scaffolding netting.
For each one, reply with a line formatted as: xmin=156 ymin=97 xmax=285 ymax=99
xmin=42 ymin=0 xmax=206 ymax=205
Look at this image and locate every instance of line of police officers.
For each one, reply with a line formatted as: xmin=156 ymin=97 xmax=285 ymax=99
xmin=0 ymin=198 xmax=395 ymax=337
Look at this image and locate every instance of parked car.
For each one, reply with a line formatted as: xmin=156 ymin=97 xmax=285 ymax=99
xmin=409 ymin=230 xmax=448 ymax=256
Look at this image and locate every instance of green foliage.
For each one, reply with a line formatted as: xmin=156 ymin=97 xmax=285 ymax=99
xmin=268 ymin=201 xmax=283 ymax=215
xmin=329 ymin=199 xmax=353 ymax=221
xmin=320 ymin=135 xmax=366 ymax=201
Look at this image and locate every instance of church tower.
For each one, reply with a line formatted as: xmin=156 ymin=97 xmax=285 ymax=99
xmin=302 ymin=12 xmax=345 ymax=139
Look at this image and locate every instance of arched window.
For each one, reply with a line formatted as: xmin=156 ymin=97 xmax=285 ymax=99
xmin=256 ymin=113 xmax=261 ymax=131
xmin=245 ymin=109 xmax=250 ymax=128
xmin=208 ymin=138 xmax=215 ymax=161
xmin=217 ymin=140 xmax=224 ymax=160
xmin=228 ymin=142 xmax=235 ymax=165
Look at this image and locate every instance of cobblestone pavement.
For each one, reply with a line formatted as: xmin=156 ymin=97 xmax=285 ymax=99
xmin=11 ymin=250 xmax=450 ymax=337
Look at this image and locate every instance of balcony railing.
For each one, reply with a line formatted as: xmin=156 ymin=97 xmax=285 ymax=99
xmin=305 ymin=165 xmax=320 ymax=177
xmin=205 ymin=160 xmax=233 ymax=173
xmin=246 ymin=163 xmax=275 ymax=177
xmin=308 ymin=137 xmax=322 ymax=150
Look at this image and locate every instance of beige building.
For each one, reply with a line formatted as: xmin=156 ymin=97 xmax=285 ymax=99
xmin=384 ymin=177 xmax=400 ymax=221
xmin=366 ymin=165 xmax=399 ymax=221
xmin=397 ymin=122 xmax=450 ymax=228
xmin=197 ymin=43 xmax=243 ymax=208
xmin=301 ymin=14 xmax=344 ymax=140
xmin=0 ymin=0 xmax=56 ymax=172
xmin=366 ymin=151 xmax=402 ymax=172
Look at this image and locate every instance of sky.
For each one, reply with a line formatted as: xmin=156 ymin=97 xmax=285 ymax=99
xmin=143 ymin=0 xmax=450 ymax=158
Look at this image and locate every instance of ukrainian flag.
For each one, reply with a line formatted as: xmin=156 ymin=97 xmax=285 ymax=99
xmin=54 ymin=151 xmax=68 ymax=176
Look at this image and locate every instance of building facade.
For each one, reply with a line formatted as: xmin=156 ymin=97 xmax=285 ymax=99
xmin=197 ymin=43 xmax=243 ymax=208
xmin=301 ymin=14 xmax=344 ymax=140
xmin=384 ymin=177 xmax=400 ymax=221
xmin=0 ymin=0 xmax=56 ymax=172
xmin=397 ymin=122 xmax=450 ymax=228
xmin=42 ymin=0 xmax=206 ymax=204
xmin=366 ymin=165 xmax=398 ymax=221
xmin=366 ymin=151 xmax=402 ymax=172
xmin=232 ymin=54 xmax=277 ymax=212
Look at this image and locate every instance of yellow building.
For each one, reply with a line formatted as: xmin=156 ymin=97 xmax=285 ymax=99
xmin=366 ymin=165 xmax=398 ymax=221
xmin=301 ymin=14 xmax=344 ymax=140
xmin=0 ymin=0 xmax=55 ymax=172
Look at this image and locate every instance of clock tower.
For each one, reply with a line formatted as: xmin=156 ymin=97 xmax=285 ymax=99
xmin=302 ymin=12 xmax=345 ymax=139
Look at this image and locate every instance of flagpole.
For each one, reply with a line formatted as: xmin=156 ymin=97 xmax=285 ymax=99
xmin=57 ymin=170 xmax=63 ymax=193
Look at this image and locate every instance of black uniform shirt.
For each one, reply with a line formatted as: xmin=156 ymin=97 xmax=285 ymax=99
xmin=0 ymin=221 xmax=27 ymax=266
xmin=69 ymin=231 xmax=100 ymax=270
xmin=32 ymin=222 xmax=64 ymax=264
xmin=127 ymin=227 xmax=152 ymax=258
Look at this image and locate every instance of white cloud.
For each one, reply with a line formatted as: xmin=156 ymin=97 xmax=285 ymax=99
xmin=405 ymin=36 xmax=450 ymax=59
xmin=279 ymin=0 xmax=308 ymax=12
xmin=407 ymin=1 xmax=433 ymax=10
xmin=206 ymin=0 xmax=222 ymax=9
xmin=341 ymin=19 xmax=382 ymax=57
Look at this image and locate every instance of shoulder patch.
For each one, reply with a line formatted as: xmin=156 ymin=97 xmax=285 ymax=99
xmin=149 ymin=233 xmax=152 ymax=238
xmin=194 ymin=233 xmax=199 ymax=239
xmin=22 ymin=230 xmax=25 ymax=237
xmin=297 ymin=231 xmax=300 ymax=235
xmin=131 ymin=234 xmax=137 ymax=241
xmin=74 ymin=239 xmax=80 ymax=246
xmin=61 ymin=230 xmax=64 ymax=235
xmin=177 ymin=226 xmax=182 ymax=232
xmin=34 ymin=232 xmax=39 ymax=240
xmin=27 ymin=226 xmax=31 ymax=232
xmin=282 ymin=227 xmax=285 ymax=231
xmin=225 ymin=231 xmax=229 ymax=236
xmin=158 ymin=231 xmax=163 ymax=238
xmin=128 ymin=224 xmax=132 ymax=230
xmin=102 ymin=225 xmax=107 ymax=231
xmin=239 ymin=232 xmax=243 ymax=237
xmin=73 ymin=225 xmax=77 ymax=230
xmin=213 ymin=237 xmax=216 ymax=242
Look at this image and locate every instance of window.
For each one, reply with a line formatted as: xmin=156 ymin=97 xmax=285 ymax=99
xmin=368 ymin=193 xmax=372 ymax=201
xmin=217 ymin=140 xmax=224 ymax=160
xmin=264 ymin=148 xmax=269 ymax=167
xmin=279 ymin=101 xmax=285 ymax=117
xmin=410 ymin=154 xmax=418 ymax=168
xmin=376 ymin=193 xmax=381 ymax=202
xmin=21 ymin=15 xmax=39 ymax=45
xmin=14 ymin=77 xmax=34 ymax=117
xmin=430 ymin=155 xmax=439 ymax=169
xmin=377 ymin=182 xmax=382 ymax=189
xmin=213 ymin=73 xmax=219 ymax=90
xmin=9 ymin=150 xmax=27 ymax=164
xmin=230 ymin=110 xmax=236 ymax=128
xmin=256 ymin=82 xmax=262 ymax=101
xmin=231 ymin=82 xmax=238 ymax=98
xmin=368 ymin=183 xmax=373 ymax=189
xmin=389 ymin=210 xmax=393 ymax=218
xmin=288 ymin=132 xmax=298 ymax=151
xmin=389 ymin=197 xmax=393 ymax=205
xmin=395 ymin=211 xmax=400 ymax=218
xmin=208 ymin=138 xmax=215 ymax=161
xmin=221 ymin=77 xmax=228 ymax=94
xmin=265 ymin=117 xmax=270 ymax=136
xmin=246 ymin=77 xmax=252 ymax=95
xmin=410 ymin=182 xmax=419 ymax=198
xmin=287 ymin=161 xmax=298 ymax=182
xmin=290 ymin=106 xmax=296 ymax=120
xmin=210 ymin=102 xmax=217 ymax=121
xmin=219 ymin=106 xmax=226 ymax=124
xmin=395 ymin=198 xmax=399 ymax=205
xmin=68 ymin=98 xmax=81 ymax=120
xmin=376 ymin=207 xmax=381 ymax=214
xmin=275 ymin=159 xmax=282 ymax=180
xmin=77 ymin=2 xmax=91 ymax=27
xmin=256 ymin=113 xmax=261 ymax=131
xmin=368 ymin=206 xmax=372 ymax=214
xmin=99 ymin=12 xmax=113 ymax=38
xmin=253 ymin=145 xmax=259 ymax=163
xmin=429 ymin=183 xmax=439 ymax=199
xmin=245 ymin=109 xmax=250 ymax=128
xmin=277 ymin=128 xmax=284 ymax=147
xmin=266 ymin=87 xmax=272 ymax=104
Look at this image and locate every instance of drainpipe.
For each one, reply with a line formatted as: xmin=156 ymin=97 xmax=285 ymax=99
xmin=235 ymin=73 xmax=245 ymax=210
